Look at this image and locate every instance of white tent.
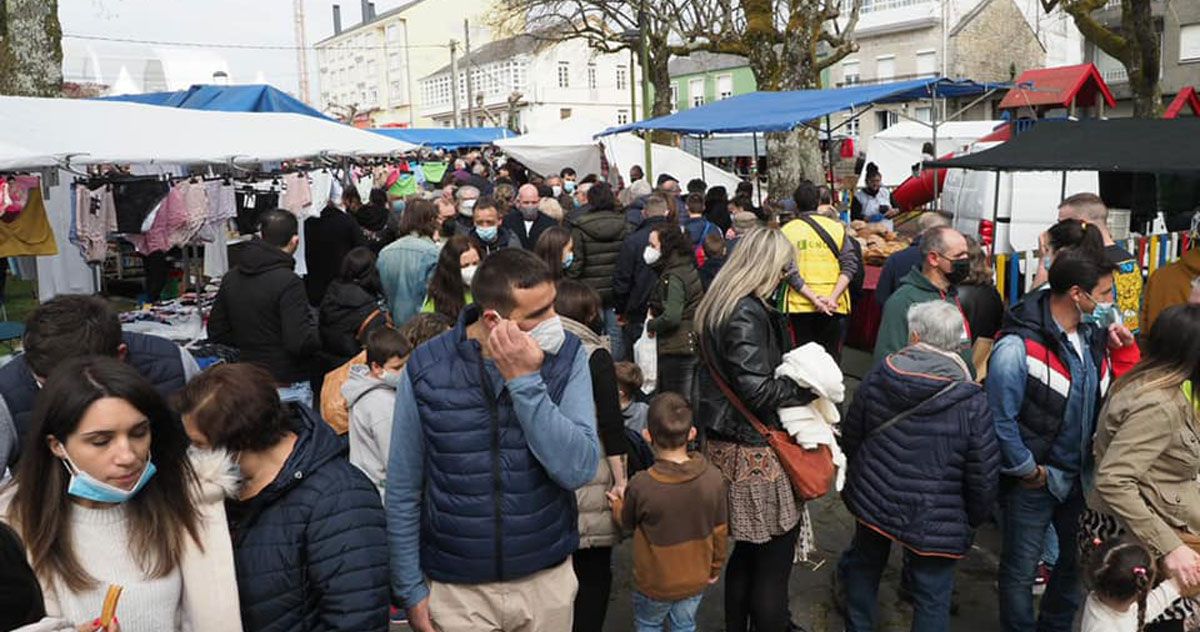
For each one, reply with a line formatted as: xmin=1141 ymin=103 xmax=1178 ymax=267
xmin=0 ymin=96 xmax=418 ymax=170
xmin=860 ymin=120 xmax=1002 ymax=188
xmin=494 ymin=117 xmax=745 ymax=192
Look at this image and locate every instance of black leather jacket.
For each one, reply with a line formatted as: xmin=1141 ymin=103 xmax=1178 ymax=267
xmin=697 ymin=295 xmax=815 ymax=446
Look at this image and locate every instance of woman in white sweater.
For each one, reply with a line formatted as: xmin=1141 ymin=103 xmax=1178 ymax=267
xmin=0 ymin=356 xmax=241 ymax=632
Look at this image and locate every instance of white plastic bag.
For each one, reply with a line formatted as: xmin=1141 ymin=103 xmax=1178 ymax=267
xmin=633 ymin=321 xmax=657 ymax=394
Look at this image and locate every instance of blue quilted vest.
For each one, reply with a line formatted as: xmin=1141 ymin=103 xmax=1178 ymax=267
xmin=405 ymin=309 xmax=582 ymax=584
xmin=0 ymin=332 xmax=186 ymax=455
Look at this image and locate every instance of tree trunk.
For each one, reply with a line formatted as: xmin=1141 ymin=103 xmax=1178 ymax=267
xmin=0 ymin=0 xmax=62 ymax=97
xmin=1125 ymin=0 xmax=1162 ymax=118
xmin=765 ymin=128 xmax=823 ymax=203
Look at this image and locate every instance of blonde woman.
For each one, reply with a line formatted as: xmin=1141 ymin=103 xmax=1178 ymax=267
xmin=694 ymin=227 xmax=817 ymax=632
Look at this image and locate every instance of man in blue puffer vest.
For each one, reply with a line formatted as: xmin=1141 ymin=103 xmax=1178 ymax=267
xmin=388 ymin=247 xmax=600 ymax=632
xmin=0 ymin=294 xmax=198 ymax=471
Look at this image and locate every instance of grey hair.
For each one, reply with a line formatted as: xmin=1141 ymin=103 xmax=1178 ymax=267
xmin=917 ymin=212 xmax=949 ymax=232
xmin=921 ymin=226 xmax=958 ymax=257
xmin=907 ymin=301 xmax=965 ymax=352
xmin=455 ymin=185 xmax=480 ymax=201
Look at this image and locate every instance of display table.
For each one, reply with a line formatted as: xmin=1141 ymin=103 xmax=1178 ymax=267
xmin=846 ymin=265 xmax=883 ymax=352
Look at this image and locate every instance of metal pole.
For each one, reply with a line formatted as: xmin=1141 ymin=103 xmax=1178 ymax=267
xmin=638 ymin=4 xmax=653 ymax=181
xmin=753 ymin=131 xmax=762 ymax=206
xmin=629 ymin=48 xmax=638 ymax=123
xmin=449 ymin=39 xmax=460 ymax=128
xmin=464 ymin=20 xmax=474 ymax=128
xmin=1060 ymin=170 xmax=1067 ymax=200
xmin=699 ymin=137 xmax=707 ymax=182
xmin=931 ymin=84 xmax=940 ymax=212
xmin=824 ymin=116 xmax=837 ymax=194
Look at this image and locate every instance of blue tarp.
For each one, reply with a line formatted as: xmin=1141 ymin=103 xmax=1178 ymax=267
xmin=597 ymin=78 xmax=1006 ymax=136
xmin=369 ymin=127 xmax=516 ymax=149
xmin=99 ymin=84 xmax=332 ymax=120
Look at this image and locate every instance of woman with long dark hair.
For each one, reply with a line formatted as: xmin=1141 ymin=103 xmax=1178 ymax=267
xmin=421 ymin=234 xmax=479 ymax=322
xmin=1031 ymin=218 xmax=1107 ymax=290
xmin=1085 ymin=304 xmax=1200 ymax=627
xmin=534 ymin=226 xmax=575 ymax=283
xmin=646 ymin=222 xmax=704 ymax=398
xmin=1 ymin=356 xmax=241 ymax=632
xmin=704 ymin=185 xmax=732 ymax=233
xmin=694 ymin=228 xmax=817 ymax=632
xmin=319 ymin=246 xmax=390 ymax=371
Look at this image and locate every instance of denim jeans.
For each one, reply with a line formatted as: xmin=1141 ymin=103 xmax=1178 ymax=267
xmin=1041 ymin=524 xmax=1060 ymax=567
xmin=603 ymin=308 xmax=626 ymax=362
xmin=277 ymin=381 xmax=314 ymax=409
xmin=839 ymin=523 xmax=957 ymax=632
xmin=632 ymin=591 xmax=703 ymax=632
xmin=998 ymin=483 xmax=1084 ymax=632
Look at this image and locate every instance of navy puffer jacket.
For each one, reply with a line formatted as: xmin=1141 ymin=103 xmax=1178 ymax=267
xmin=841 ymin=344 xmax=1000 ymax=557
xmin=226 ymin=404 xmax=389 ymax=632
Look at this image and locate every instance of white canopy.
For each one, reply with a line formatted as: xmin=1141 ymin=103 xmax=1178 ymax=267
xmin=0 ymin=96 xmax=419 ymax=171
xmin=860 ymin=120 xmax=1002 ymax=188
xmin=495 ymin=117 xmax=745 ymax=192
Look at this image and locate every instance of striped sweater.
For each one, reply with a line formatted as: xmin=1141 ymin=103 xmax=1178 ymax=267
xmin=614 ymin=453 xmax=728 ymax=601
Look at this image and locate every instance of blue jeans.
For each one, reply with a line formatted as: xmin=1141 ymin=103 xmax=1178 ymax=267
xmin=603 ymin=308 xmax=626 ymax=362
xmin=839 ymin=523 xmax=957 ymax=632
xmin=632 ymin=590 xmax=703 ymax=632
xmin=1041 ymin=524 xmax=1060 ymax=567
xmin=277 ymin=381 xmax=313 ymax=409
xmin=998 ymin=483 xmax=1084 ymax=632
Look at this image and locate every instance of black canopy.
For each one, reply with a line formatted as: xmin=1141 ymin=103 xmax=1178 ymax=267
xmin=926 ymin=118 xmax=1200 ymax=175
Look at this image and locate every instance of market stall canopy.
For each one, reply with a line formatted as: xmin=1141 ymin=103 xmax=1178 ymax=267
xmin=997 ymin=63 xmax=1116 ymax=111
xmin=370 ymin=126 xmax=517 ymax=150
xmin=98 ymin=84 xmax=331 ymax=120
xmin=925 ymin=118 xmax=1200 ymax=175
xmin=0 ymin=96 xmax=418 ymax=170
xmin=494 ymin=116 xmax=744 ymax=192
xmin=596 ymin=78 xmax=1006 ymax=136
xmin=860 ymin=120 xmax=1003 ymax=187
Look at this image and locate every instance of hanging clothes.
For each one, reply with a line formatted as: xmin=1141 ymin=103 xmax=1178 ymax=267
xmin=75 ymin=183 xmax=118 ymax=264
xmin=179 ymin=180 xmax=210 ymax=244
xmin=281 ymin=172 xmax=313 ymax=217
xmin=234 ymin=187 xmax=280 ymax=235
xmin=355 ymin=171 xmax=373 ymax=203
xmin=422 ymin=162 xmax=449 ymax=185
xmin=127 ymin=184 xmax=188 ymax=255
xmin=0 ymin=181 xmax=57 ymax=257
xmin=195 ymin=180 xmax=236 ymax=243
xmin=309 ymin=170 xmax=333 ymax=212
xmin=111 ymin=177 xmax=170 ymax=234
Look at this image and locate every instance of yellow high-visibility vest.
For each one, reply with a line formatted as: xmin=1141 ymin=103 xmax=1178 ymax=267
xmin=781 ymin=215 xmax=851 ymax=315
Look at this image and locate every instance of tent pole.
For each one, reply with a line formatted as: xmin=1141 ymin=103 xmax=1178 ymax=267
xmin=699 ymin=136 xmax=707 ymax=182
xmin=824 ymin=116 xmax=837 ymax=194
xmin=752 ymin=131 xmax=763 ymax=207
xmin=931 ymin=83 xmax=940 ymax=213
xmin=1059 ymin=170 xmax=1067 ymax=201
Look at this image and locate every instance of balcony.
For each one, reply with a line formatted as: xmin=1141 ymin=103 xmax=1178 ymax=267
xmin=848 ymin=0 xmax=940 ymax=37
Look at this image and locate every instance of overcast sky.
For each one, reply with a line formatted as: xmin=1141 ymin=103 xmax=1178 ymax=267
xmin=59 ymin=0 xmax=410 ymax=98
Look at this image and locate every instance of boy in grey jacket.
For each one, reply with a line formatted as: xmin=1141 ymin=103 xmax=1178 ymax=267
xmin=343 ymin=328 xmax=411 ymax=500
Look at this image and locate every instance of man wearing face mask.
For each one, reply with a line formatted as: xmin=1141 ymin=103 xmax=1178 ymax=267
xmin=986 ymin=249 xmax=1139 ymax=632
xmin=387 ymin=248 xmax=600 ymax=632
xmin=502 ymin=183 xmax=558 ymax=250
xmin=469 ymin=196 xmax=518 ymax=256
xmin=442 ymin=185 xmax=480 ymax=239
xmin=873 ymin=226 xmax=974 ymax=370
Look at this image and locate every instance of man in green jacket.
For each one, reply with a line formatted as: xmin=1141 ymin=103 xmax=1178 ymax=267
xmin=873 ymin=226 xmax=974 ymax=370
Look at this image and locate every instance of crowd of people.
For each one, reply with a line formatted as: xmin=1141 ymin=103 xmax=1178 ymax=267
xmin=0 ymin=147 xmax=1199 ymax=632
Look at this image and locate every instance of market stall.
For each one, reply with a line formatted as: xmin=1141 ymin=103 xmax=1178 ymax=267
xmin=370 ymin=126 xmax=516 ymax=150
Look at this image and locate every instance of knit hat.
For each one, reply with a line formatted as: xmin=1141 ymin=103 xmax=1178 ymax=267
xmin=733 ymin=211 xmax=758 ymax=233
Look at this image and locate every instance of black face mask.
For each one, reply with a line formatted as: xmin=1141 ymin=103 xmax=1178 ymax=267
xmin=946 ymin=258 xmax=971 ymax=285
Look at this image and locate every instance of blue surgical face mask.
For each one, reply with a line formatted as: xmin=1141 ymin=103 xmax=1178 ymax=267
xmin=476 ymin=225 xmax=499 ymax=242
xmin=564 ymin=181 xmax=576 ymax=193
xmin=1082 ymin=299 xmax=1117 ymax=328
xmin=61 ymin=452 xmax=157 ymax=504
xmin=391 ymin=199 xmax=406 ymax=214
xmin=562 ymin=251 xmax=575 ymax=269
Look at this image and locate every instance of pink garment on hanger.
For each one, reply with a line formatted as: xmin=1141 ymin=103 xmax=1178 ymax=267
xmin=280 ymin=173 xmax=312 ymax=217
xmin=180 ymin=180 xmax=210 ymax=243
xmin=76 ymin=184 xmax=118 ymax=263
xmin=133 ymin=184 xmax=189 ymax=254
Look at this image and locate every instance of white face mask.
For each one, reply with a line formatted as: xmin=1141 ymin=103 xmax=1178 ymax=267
xmin=642 ymin=245 xmax=661 ymax=266
xmin=459 ymin=198 xmax=476 ymax=217
xmin=461 ymin=264 xmax=477 ymax=286
xmin=528 ymin=315 xmax=566 ymax=354
xmin=551 ymin=185 xmax=563 ymax=197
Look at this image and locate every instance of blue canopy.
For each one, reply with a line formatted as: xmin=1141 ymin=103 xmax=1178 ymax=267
xmin=369 ymin=127 xmax=516 ymax=149
xmin=597 ymin=78 xmax=1006 ymax=136
xmin=99 ymin=84 xmax=331 ymax=120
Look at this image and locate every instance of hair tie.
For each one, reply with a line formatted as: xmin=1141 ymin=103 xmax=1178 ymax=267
xmin=1132 ymin=566 xmax=1148 ymax=577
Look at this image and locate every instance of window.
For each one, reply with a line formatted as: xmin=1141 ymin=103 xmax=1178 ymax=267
xmin=588 ymin=62 xmax=597 ymax=89
xmin=557 ymin=61 xmax=570 ymax=88
xmin=716 ymin=74 xmax=733 ymax=100
xmin=844 ymin=116 xmax=860 ymax=137
xmin=616 ymin=65 xmax=628 ymax=90
xmin=916 ymin=50 xmax=937 ymax=77
xmin=670 ymin=82 xmax=678 ymax=108
xmin=915 ymin=106 xmax=932 ymax=123
xmin=617 ymin=109 xmax=629 ymax=125
xmin=876 ymin=55 xmax=895 ymax=81
xmin=875 ymin=110 xmax=898 ymax=130
xmin=689 ymin=77 xmax=704 ymax=108
xmin=1182 ymin=24 xmax=1200 ymax=61
xmin=843 ymin=60 xmax=860 ymax=85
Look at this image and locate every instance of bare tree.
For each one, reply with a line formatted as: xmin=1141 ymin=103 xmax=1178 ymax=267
xmin=1039 ymin=0 xmax=1161 ymax=117
xmin=680 ymin=0 xmax=864 ymax=199
xmin=0 ymin=0 xmax=63 ymax=97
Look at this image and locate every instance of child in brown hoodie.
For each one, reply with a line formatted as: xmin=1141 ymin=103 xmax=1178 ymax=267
xmin=608 ymin=392 xmax=728 ymax=631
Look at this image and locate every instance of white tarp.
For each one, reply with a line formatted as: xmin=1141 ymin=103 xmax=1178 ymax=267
xmin=0 ymin=96 xmax=419 ymax=170
xmin=494 ymin=117 xmax=745 ymax=192
xmin=860 ymin=120 xmax=1002 ymax=188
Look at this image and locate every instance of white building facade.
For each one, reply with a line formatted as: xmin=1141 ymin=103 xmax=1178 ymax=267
xmin=418 ymin=35 xmax=642 ymax=132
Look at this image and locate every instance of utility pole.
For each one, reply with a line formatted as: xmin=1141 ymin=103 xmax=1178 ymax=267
xmin=629 ymin=48 xmax=638 ymax=122
xmin=449 ymin=39 xmax=461 ymax=128
xmin=464 ymin=20 xmax=475 ymax=128
xmin=637 ymin=4 xmax=653 ymax=181
xmin=293 ymin=0 xmax=310 ymax=103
